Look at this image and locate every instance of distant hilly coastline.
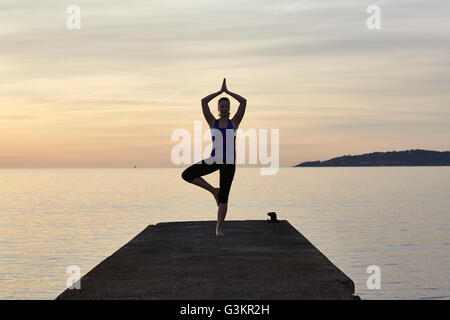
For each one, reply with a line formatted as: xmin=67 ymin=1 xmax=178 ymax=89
xmin=295 ymin=149 xmax=450 ymax=167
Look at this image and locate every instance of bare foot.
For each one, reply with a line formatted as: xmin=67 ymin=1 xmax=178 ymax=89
xmin=212 ymin=188 xmax=220 ymax=206
xmin=216 ymin=229 xmax=224 ymax=237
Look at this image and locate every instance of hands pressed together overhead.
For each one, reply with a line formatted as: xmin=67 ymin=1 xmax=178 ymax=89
xmin=220 ymin=78 xmax=229 ymax=94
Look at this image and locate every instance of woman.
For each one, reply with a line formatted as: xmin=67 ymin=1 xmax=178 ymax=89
xmin=181 ymin=78 xmax=247 ymax=236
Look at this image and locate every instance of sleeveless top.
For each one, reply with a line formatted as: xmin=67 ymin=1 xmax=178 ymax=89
xmin=210 ymin=119 xmax=236 ymax=164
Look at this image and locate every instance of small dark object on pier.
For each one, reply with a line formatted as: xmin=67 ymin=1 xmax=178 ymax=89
xmin=267 ymin=212 xmax=279 ymax=223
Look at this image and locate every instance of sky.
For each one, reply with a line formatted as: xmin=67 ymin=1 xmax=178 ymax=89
xmin=1 ymin=0 xmax=449 ymax=168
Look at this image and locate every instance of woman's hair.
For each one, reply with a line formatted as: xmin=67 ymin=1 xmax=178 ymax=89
xmin=218 ymin=97 xmax=230 ymax=104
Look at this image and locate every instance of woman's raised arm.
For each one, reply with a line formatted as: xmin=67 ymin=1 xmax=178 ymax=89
xmin=201 ymin=85 xmax=224 ymax=127
xmin=225 ymin=85 xmax=247 ymax=128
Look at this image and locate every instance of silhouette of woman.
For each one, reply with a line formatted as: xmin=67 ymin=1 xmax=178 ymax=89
xmin=182 ymin=78 xmax=247 ymax=236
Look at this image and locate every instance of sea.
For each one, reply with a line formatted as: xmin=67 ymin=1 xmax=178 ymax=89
xmin=0 ymin=167 xmax=449 ymax=299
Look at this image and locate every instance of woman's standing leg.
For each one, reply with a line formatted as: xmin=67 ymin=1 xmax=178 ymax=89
xmin=216 ymin=164 xmax=236 ymax=236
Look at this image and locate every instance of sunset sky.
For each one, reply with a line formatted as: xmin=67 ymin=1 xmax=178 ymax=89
xmin=1 ymin=0 xmax=449 ymax=168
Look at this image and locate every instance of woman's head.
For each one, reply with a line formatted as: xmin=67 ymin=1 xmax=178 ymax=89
xmin=218 ymin=97 xmax=230 ymax=118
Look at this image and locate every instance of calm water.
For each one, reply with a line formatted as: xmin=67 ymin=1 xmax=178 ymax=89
xmin=0 ymin=167 xmax=449 ymax=300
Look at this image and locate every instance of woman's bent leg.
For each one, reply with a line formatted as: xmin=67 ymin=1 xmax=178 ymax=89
xmin=181 ymin=159 xmax=220 ymax=204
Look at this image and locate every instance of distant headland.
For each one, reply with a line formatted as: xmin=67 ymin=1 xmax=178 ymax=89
xmin=295 ymin=149 xmax=450 ymax=167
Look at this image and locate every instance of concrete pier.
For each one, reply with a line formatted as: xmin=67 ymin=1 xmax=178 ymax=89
xmin=56 ymin=220 xmax=359 ymax=300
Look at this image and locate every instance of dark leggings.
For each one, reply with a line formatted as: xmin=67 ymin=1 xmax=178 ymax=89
xmin=181 ymin=157 xmax=236 ymax=204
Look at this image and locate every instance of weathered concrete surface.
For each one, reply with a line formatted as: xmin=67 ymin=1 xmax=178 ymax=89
xmin=56 ymin=220 xmax=359 ymax=300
